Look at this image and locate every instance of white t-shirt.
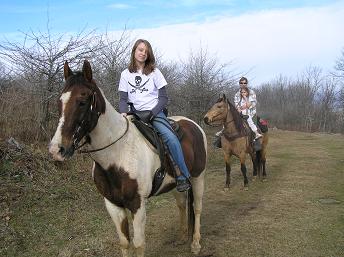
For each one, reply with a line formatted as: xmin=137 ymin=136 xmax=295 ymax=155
xmin=118 ymin=68 xmax=167 ymax=111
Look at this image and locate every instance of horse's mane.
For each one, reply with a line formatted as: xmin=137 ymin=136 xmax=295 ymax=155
xmin=227 ymin=99 xmax=247 ymax=136
xmin=63 ymin=71 xmax=106 ymax=114
xmin=63 ymin=71 xmax=91 ymax=92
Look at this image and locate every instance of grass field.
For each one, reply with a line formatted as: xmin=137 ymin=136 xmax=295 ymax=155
xmin=1 ymin=129 xmax=343 ymax=257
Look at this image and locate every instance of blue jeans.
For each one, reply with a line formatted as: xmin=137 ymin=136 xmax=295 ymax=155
xmin=152 ymin=111 xmax=190 ymax=179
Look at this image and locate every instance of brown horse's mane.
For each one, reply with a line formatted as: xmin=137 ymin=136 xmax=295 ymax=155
xmin=63 ymin=71 xmax=106 ymax=114
xmin=227 ymin=99 xmax=247 ymax=136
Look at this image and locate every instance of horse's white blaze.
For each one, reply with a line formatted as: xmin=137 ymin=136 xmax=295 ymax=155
xmin=49 ymin=92 xmax=71 ymax=161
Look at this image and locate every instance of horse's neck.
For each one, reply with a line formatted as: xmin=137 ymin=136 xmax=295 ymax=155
xmin=88 ymin=97 xmax=159 ymax=170
xmin=88 ymin=98 xmax=128 ymax=152
xmin=224 ymin=110 xmax=237 ymax=134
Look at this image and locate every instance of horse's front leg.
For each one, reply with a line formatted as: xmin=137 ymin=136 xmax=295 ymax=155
xmin=223 ymin=152 xmax=232 ymax=190
xmin=104 ymin=199 xmax=130 ymax=257
xmin=239 ymin=154 xmax=249 ymax=190
xmin=250 ymin=151 xmax=258 ymax=180
xmin=132 ymin=200 xmax=147 ymax=257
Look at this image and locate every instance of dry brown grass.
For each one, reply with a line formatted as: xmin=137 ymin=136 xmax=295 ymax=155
xmin=1 ymin=129 xmax=343 ymax=257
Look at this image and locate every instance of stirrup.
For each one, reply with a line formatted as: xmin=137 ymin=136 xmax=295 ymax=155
xmin=176 ymin=178 xmax=191 ymax=192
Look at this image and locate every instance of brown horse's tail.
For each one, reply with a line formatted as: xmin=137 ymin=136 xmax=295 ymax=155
xmin=187 ymin=187 xmax=195 ymax=240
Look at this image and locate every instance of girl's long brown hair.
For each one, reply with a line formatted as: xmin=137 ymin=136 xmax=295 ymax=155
xmin=128 ymin=39 xmax=156 ymax=75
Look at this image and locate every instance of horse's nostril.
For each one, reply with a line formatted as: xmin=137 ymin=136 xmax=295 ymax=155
xmin=59 ymin=146 xmax=66 ymax=156
xmin=204 ymin=117 xmax=209 ymax=124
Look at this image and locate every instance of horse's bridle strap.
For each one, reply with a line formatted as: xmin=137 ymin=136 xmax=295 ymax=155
xmin=78 ymin=116 xmax=129 ymax=154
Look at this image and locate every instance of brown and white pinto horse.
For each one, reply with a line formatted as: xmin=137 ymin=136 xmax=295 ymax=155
xmin=49 ymin=60 xmax=207 ymax=257
xmin=204 ymin=94 xmax=268 ymax=190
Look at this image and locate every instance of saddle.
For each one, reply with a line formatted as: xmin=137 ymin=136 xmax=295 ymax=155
xmin=130 ymin=111 xmax=184 ymax=197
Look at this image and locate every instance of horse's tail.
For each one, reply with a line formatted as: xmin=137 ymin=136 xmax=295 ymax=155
xmin=187 ymin=187 xmax=195 ymax=240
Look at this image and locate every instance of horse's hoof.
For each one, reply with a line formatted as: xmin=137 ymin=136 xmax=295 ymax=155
xmin=243 ymin=186 xmax=249 ymax=191
xmin=252 ymin=176 xmax=257 ymax=181
xmin=262 ymin=177 xmax=267 ymax=182
xmin=191 ymin=242 xmax=201 ymax=255
xmin=223 ymin=187 xmax=230 ymax=192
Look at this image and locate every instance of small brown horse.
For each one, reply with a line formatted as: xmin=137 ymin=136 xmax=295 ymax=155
xmin=204 ymin=94 xmax=268 ymax=189
xmin=49 ymin=60 xmax=207 ymax=257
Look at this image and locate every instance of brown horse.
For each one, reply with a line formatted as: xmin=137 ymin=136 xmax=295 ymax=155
xmin=49 ymin=60 xmax=207 ymax=257
xmin=204 ymin=94 xmax=268 ymax=190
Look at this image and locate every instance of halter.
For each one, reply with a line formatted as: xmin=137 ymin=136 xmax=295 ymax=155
xmin=206 ymin=103 xmax=234 ymax=127
xmin=70 ymin=91 xmax=129 ymax=154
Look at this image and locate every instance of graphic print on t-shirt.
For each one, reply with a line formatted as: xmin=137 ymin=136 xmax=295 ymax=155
xmin=128 ymin=76 xmax=150 ymax=94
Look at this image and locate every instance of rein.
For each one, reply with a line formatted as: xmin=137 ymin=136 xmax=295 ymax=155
xmin=222 ymin=103 xmax=248 ymax=142
xmin=77 ymin=116 xmax=129 ymax=154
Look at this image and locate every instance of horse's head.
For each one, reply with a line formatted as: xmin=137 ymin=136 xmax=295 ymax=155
xmin=203 ymin=94 xmax=229 ymax=125
xmin=49 ymin=60 xmax=105 ymax=161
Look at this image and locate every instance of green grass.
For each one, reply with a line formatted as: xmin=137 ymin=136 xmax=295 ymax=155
xmin=1 ymin=130 xmax=343 ymax=257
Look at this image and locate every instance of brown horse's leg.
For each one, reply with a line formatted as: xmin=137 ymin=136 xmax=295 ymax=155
xmin=224 ymin=153 xmax=232 ymax=190
xmin=239 ymin=154 xmax=249 ymax=189
xmin=250 ymin=152 xmax=258 ymax=179
xmin=262 ymin=158 xmax=266 ymax=178
xmin=240 ymin=163 xmax=249 ymax=189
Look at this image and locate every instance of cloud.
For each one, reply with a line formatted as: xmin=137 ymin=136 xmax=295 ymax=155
xmin=125 ymin=2 xmax=344 ymax=85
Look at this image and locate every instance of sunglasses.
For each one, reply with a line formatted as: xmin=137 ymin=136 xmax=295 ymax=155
xmin=239 ymin=82 xmax=247 ymax=85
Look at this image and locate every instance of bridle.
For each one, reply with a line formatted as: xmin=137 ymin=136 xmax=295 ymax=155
xmin=78 ymin=117 xmax=129 ymax=154
xmin=70 ymin=91 xmax=129 ymax=154
xmin=207 ymin=102 xmax=234 ymax=127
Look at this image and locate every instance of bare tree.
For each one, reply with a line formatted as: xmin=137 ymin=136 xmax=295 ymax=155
xmin=177 ymin=47 xmax=236 ymax=123
xmin=0 ymin=26 xmax=103 ymax=139
xmin=334 ymin=48 xmax=344 ymax=79
xmin=92 ymin=29 xmax=132 ymax=107
xmin=315 ymin=78 xmax=337 ymax=132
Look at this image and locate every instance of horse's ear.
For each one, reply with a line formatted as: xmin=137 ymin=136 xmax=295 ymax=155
xmin=64 ymin=61 xmax=73 ymax=80
xmin=82 ymin=60 xmax=93 ymax=82
xmin=222 ymin=93 xmax=226 ymax=101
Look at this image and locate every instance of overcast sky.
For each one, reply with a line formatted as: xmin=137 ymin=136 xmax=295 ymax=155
xmin=1 ymin=0 xmax=344 ymax=85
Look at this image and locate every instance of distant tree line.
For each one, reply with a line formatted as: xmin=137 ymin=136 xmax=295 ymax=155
xmin=0 ymin=28 xmax=343 ymax=143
